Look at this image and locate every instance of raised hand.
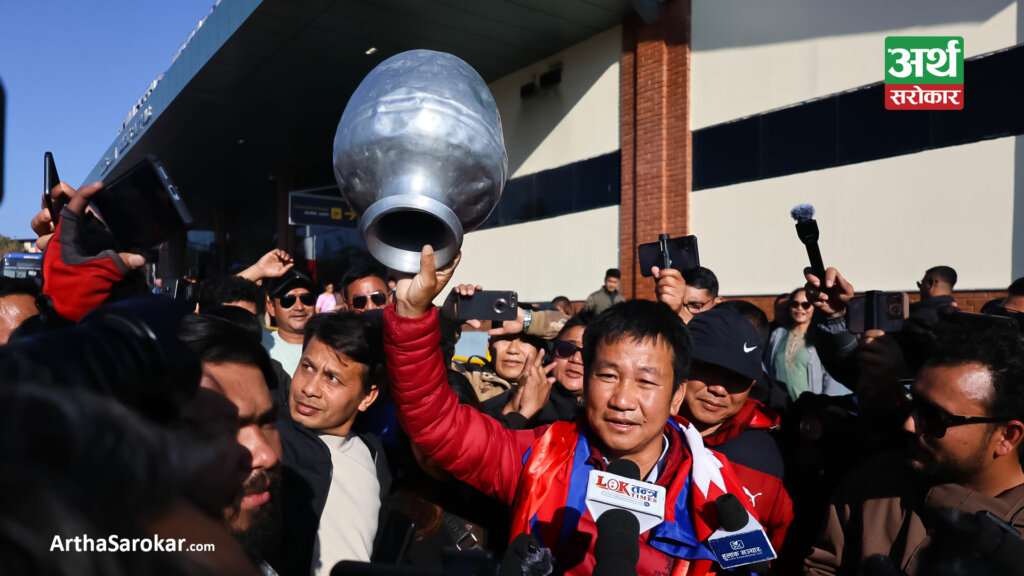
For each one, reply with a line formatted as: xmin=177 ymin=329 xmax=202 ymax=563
xmin=805 ymin=266 xmax=854 ymax=318
xmin=394 ymin=245 xmax=462 ymax=319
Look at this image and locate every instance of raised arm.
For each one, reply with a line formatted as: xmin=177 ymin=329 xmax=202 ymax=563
xmin=384 ymin=246 xmax=539 ymax=504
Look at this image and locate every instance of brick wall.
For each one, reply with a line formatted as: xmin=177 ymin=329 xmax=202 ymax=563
xmin=619 ymin=0 xmax=691 ymax=301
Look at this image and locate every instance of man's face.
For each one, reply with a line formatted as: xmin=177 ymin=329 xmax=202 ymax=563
xmin=0 ymin=294 xmax=38 ymax=345
xmin=681 ymin=361 xmax=754 ymax=436
xmin=491 ymin=335 xmax=538 ymax=382
xmin=679 ymin=286 xmax=716 ymax=324
xmin=344 ymin=276 xmax=388 ymax=312
xmin=194 ymin=362 xmax=282 ymax=534
xmin=604 ymin=276 xmax=620 ymax=293
xmin=268 ymin=288 xmax=313 ymax=336
xmin=918 ymin=273 xmax=942 ymax=298
xmin=585 ymin=336 xmax=684 ymax=467
xmin=552 ymin=326 xmax=585 ymax=394
xmin=903 ymin=363 xmax=1001 ymax=484
xmin=290 ymin=337 xmax=378 ymax=436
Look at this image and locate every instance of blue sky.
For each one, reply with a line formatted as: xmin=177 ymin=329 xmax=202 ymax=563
xmin=0 ymin=0 xmax=216 ymax=239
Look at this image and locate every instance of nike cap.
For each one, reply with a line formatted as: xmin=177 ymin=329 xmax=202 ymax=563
xmin=686 ymin=307 xmax=762 ymax=381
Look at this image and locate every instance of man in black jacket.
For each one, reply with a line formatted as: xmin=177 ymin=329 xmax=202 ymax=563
xmin=272 ymin=313 xmax=391 ymax=576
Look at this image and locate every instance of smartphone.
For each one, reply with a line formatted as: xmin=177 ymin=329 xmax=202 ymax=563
xmin=846 ymin=291 xmax=909 ymax=334
xmin=0 ymin=253 xmax=43 ymax=286
xmin=638 ymin=234 xmax=700 ymax=277
xmin=91 ymin=155 xmax=193 ymax=253
xmin=452 ymin=290 xmax=519 ymax=321
xmin=44 ymin=151 xmax=63 ymax=223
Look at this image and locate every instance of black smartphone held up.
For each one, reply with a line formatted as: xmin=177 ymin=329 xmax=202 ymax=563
xmin=638 ymin=234 xmax=700 ymax=277
xmin=452 ymin=289 xmax=519 ymax=321
xmin=846 ymin=290 xmax=910 ymax=334
xmin=44 ymin=151 xmax=63 ymax=223
xmin=91 ymin=155 xmax=193 ymax=254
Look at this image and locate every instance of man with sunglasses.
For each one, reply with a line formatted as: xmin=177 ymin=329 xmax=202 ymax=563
xmin=340 ymin=262 xmax=389 ymax=313
xmin=805 ymin=319 xmax=1024 ymax=576
xmin=262 ymin=270 xmax=316 ymax=377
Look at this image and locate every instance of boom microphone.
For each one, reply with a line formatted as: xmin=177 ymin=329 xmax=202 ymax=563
xmin=593 ymin=460 xmax=642 ymax=576
xmin=790 ymin=203 xmax=826 ymax=281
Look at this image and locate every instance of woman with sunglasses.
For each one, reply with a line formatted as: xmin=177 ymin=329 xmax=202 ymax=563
xmin=488 ymin=314 xmax=593 ymax=429
xmin=765 ymin=288 xmax=841 ymax=403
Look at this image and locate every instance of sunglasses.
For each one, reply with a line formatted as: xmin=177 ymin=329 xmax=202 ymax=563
xmin=790 ymin=301 xmax=812 ymax=309
xmin=553 ymin=341 xmax=583 ymax=359
xmin=900 ymin=388 xmax=1007 ymax=438
xmin=351 ymin=291 xmax=387 ymax=310
xmin=279 ymin=292 xmax=316 ymax=308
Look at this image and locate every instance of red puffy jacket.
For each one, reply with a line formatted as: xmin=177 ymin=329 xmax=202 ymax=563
xmin=384 ymin=307 xmax=767 ymax=576
xmin=701 ymin=399 xmax=793 ymax=552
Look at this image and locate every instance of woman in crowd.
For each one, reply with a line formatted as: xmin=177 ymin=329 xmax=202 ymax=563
xmin=765 ymin=288 xmax=848 ymax=401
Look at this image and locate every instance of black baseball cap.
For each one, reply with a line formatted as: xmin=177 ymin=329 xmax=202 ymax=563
xmin=686 ymin=307 xmax=762 ymax=381
xmin=266 ymin=270 xmax=315 ymax=299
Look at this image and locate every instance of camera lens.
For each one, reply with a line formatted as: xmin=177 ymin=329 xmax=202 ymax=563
xmin=493 ymin=298 xmax=507 ymax=314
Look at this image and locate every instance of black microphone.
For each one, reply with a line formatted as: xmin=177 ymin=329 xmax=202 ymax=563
xmin=593 ymin=460 xmax=641 ymax=576
xmin=499 ymin=533 xmax=553 ymax=576
xmin=716 ymin=493 xmax=748 ymax=532
xmin=791 ymin=203 xmax=826 ymax=281
xmin=708 ymin=493 xmax=777 ymax=570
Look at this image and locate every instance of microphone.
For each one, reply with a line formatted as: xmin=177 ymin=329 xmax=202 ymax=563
xmin=790 ymin=203 xmax=826 ymax=281
xmin=591 ymin=460 xmax=645 ymax=576
xmin=499 ymin=533 xmax=553 ymax=576
xmin=706 ymin=493 xmax=777 ymax=570
xmin=585 ymin=459 xmax=666 ymax=534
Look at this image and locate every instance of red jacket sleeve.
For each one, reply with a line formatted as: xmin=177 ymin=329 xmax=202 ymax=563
xmin=383 ymin=305 xmax=541 ymax=504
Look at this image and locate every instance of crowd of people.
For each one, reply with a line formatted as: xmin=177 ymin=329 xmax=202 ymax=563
xmin=3 ymin=179 xmax=1024 ymax=576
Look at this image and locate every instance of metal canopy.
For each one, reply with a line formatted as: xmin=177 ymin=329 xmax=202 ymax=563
xmin=87 ymin=0 xmax=631 ymax=231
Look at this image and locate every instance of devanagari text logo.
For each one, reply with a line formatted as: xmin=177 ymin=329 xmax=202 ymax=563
xmin=885 ymin=37 xmax=964 ymax=110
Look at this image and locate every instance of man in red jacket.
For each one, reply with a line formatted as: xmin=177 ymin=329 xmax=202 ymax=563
xmin=678 ymin=307 xmax=793 ymax=552
xmin=383 ymin=247 xmax=769 ymax=576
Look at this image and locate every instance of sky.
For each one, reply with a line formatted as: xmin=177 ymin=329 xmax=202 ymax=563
xmin=0 ymin=0 xmax=217 ymax=239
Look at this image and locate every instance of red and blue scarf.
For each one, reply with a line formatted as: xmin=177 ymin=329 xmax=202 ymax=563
xmin=510 ymin=417 xmax=758 ymax=574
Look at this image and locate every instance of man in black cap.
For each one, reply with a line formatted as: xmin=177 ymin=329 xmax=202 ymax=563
xmin=262 ymin=269 xmax=316 ymax=376
xmin=677 ymin=307 xmax=793 ymax=553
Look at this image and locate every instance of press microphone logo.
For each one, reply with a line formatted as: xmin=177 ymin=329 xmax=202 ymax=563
xmin=885 ymin=36 xmax=964 ymax=110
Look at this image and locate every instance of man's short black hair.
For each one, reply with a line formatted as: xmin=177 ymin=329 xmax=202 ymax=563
xmin=582 ymin=300 xmax=691 ymax=393
xmin=178 ymin=314 xmax=276 ymax=389
xmin=683 ymin=266 xmax=720 ymax=298
xmin=197 ymin=276 xmax=261 ymax=313
xmin=556 ymin=310 xmax=594 ymax=341
xmin=926 ymin=266 xmax=958 ymax=288
xmin=0 ymin=277 xmax=40 ymax=299
xmin=605 ymin=268 xmax=621 ymax=280
xmin=1008 ymin=277 xmax=1024 ymax=296
xmin=303 ymin=312 xmax=385 ymax=396
xmin=552 ymin=295 xmax=571 ymax=307
xmin=341 ymin=258 xmax=387 ymax=297
xmin=926 ymin=316 xmax=1024 ymax=460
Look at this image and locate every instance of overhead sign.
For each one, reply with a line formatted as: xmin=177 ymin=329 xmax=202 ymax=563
xmin=288 ymin=190 xmax=358 ymax=228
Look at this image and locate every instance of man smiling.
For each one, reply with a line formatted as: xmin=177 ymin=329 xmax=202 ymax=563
xmin=677 ymin=307 xmax=793 ymax=552
xmin=383 ymin=246 xmax=764 ymax=575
